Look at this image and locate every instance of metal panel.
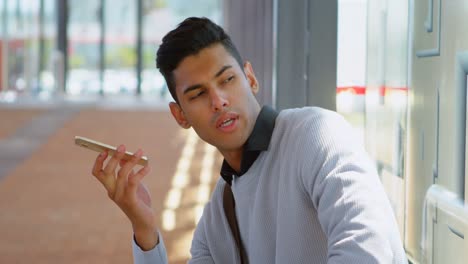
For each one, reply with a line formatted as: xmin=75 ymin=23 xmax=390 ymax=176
xmin=224 ymin=0 xmax=337 ymax=110
xmin=56 ymin=0 xmax=68 ymax=93
xmin=276 ymin=0 xmax=337 ymax=110
xmin=306 ymin=0 xmax=337 ymax=110
xmin=276 ymin=0 xmax=307 ymax=109
xmin=415 ymin=0 xmax=441 ymax=57
xmin=466 ymin=73 xmax=468 ymax=203
xmin=408 ymin=0 xmax=468 ymax=262
xmin=424 ymin=185 xmax=468 ymax=264
xmin=1 ymin=0 xmax=7 ymax=92
xmin=223 ymin=0 xmax=275 ymax=106
xmin=38 ymin=0 xmax=45 ymax=90
xmin=98 ymin=0 xmax=105 ymax=95
xmin=136 ymin=0 xmax=142 ymax=95
xmin=447 ymin=52 xmax=468 ymax=198
xmin=405 ymin=0 xmax=441 ymax=258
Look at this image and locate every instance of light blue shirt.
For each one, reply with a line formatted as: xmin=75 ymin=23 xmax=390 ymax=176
xmin=133 ymin=107 xmax=408 ymax=263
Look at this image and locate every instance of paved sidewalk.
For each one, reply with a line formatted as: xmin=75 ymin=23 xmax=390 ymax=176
xmin=0 ymin=107 xmax=221 ymax=263
xmin=0 ymin=109 xmax=46 ymax=139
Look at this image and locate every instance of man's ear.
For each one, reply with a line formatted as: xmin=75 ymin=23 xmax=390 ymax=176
xmin=169 ymin=102 xmax=191 ymax=129
xmin=243 ymin=61 xmax=259 ymax=94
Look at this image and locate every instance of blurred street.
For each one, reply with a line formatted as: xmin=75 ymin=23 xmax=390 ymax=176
xmin=0 ymin=99 xmax=222 ymax=263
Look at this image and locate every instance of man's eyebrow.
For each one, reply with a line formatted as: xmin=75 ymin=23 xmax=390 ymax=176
xmin=183 ymin=84 xmax=203 ymax=95
xmin=183 ymin=65 xmax=233 ymax=95
xmin=214 ymin=65 xmax=232 ymax=78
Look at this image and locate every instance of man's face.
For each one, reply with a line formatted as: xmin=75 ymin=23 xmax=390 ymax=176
xmin=169 ymin=43 xmax=261 ymax=154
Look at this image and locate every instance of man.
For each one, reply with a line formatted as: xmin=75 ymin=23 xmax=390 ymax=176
xmin=91 ymin=17 xmax=407 ymax=263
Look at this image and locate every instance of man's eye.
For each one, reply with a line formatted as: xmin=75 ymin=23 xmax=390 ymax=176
xmin=223 ymin=76 xmax=234 ymax=84
xmin=190 ymin=91 xmax=204 ymax=100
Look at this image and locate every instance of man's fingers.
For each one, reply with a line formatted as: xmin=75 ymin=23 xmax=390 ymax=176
xmin=115 ymin=149 xmax=143 ymax=199
xmin=92 ymin=151 xmax=108 ymax=179
xmin=118 ymin=149 xmax=143 ymax=180
xmin=130 ymin=166 xmax=152 ymax=206
xmin=91 ymin=151 xmax=116 ymax=196
xmin=90 ymin=145 xmax=148 ymax=203
xmin=127 ymin=165 xmax=151 ymax=194
xmin=103 ymin=145 xmax=125 ymax=175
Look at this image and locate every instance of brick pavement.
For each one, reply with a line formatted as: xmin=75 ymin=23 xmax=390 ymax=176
xmin=0 ymin=109 xmax=46 ymax=139
xmin=0 ymin=107 xmax=221 ymax=263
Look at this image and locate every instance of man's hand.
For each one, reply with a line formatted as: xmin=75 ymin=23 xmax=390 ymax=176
xmin=91 ymin=144 xmax=159 ymax=250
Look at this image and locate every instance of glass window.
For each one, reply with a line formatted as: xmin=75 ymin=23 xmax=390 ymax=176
xmin=141 ymin=0 xmax=222 ymax=100
xmin=0 ymin=0 xmax=5 ymax=92
xmin=103 ymin=0 xmax=137 ymax=95
xmin=65 ymin=0 xmax=222 ymax=98
xmin=38 ymin=0 xmax=57 ymax=96
xmin=6 ymin=0 xmax=41 ymax=95
xmin=368 ymin=0 xmax=408 ymax=178
xmin=67 ymin=0 xmax=102 ymax=96
xmin=336 ymin=0 xmax=367 ymax=141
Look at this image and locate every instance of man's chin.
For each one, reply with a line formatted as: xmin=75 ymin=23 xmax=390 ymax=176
xmin=214 ymin=140 xmax=245 ymax=153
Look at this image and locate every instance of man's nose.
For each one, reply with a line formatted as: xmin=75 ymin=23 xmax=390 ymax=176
xmin=210 ymin=89 xmax=229 ymax=112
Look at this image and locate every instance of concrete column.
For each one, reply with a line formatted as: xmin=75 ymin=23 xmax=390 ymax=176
xmin=276 ymin=0 xmax=337 ymax=111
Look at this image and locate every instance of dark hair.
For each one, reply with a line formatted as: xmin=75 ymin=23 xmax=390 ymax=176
xmin=156 ymin=17 xmax=243 ymax=102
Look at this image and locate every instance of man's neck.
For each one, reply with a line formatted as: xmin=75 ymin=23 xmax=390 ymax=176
xmin=219 ymin=148 xmax=243 ymax=173
xmin=219 ymin=104 xmax=263 ymax=174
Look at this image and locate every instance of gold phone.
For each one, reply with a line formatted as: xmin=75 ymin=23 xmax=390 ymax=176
xmin=74 ymin=136 xmax=149 ymax=166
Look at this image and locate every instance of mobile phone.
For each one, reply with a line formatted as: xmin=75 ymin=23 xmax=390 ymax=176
xmin=74 ymin=136 xmax=149 ymax=166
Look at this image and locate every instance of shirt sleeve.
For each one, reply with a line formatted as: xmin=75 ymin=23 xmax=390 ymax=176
xmin=132 ymin=230 xmax=168 ymax=264
xmin=298 ymin=110 xmax=407 ymax=264
xmin=132 ymin=206 xmax=218 ymax=264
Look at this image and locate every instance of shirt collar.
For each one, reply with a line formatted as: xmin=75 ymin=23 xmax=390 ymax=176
xmin=220 ymin=105 xmax=278 ymax=185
